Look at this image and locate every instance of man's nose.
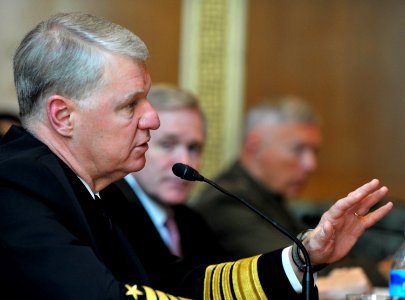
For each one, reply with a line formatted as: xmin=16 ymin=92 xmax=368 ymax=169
xmin=174 ymin=147 xmax=192 ymax=166
xmin=302 ymin=150 xmax=318 ymax=173
xmin=139 ymin=101 xmax=160 ymax=130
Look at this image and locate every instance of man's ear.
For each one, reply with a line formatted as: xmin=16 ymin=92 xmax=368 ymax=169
xmin=47 ymin=95 xmax=75 ymax=137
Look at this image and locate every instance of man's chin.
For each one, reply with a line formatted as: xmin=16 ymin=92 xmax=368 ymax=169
xmin=162 ymin=195 xmax=188 ymax=206
xmin=123 ymin=163 xmax=146 ymax=178
xmin=286 ymin=186 xmax=305 ymax=198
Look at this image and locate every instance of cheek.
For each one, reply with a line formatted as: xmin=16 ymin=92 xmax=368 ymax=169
xmin=161 ymin=185 xmax=192 ymax=205
xmin=260 ymin=154 xmax=292 ymax=181
xmin=91 ymin=123 xmax=127 ymax=150
xmin=263 ymin=148 xmax=296 ymax=168
xmin=258 ymin=151 xmax=279 ymax=170
xmin=187 ymin=157 xmax=202 ymax=170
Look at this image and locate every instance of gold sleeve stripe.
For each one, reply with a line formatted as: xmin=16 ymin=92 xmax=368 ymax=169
xmin=232 ymin=259 xmax=242 ymax=298
xmin=204 ymin=264 xmax=216 ymax=299
xmin=211 ymin=262 xmax=226 ymax=298
xmin=233 ymin=255 xmax=267 ymax=300
xmin=142 ymin=286 xmax=158 ymax=300
xmin=220 ymin=261 xmax=233 ymax=299
xmin=203 ymin=255 xmax=268 ymax=300
xmin=155 ymin=289 xmax=176 ymax=299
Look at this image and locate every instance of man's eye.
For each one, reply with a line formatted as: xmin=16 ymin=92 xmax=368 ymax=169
xmin=189 ymin=144 xmax=203 ymax=155
xmin=158 ymin=141 xmax=176 ymax=150
xmin=290 ymin=145 xmax=305 ymax=156
xmin=127 ymin=102 xmax=136 ymax=110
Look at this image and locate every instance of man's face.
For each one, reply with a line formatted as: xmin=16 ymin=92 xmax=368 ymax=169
xmin=72 ymin=54 xmax=160 ymax=184
xmin=133 ymin=107 xmax=205 ymax=205
xmin=254 ymin=122 xmax=322 ymax=198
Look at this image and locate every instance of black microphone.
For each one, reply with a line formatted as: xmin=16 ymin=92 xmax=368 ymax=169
xmin=172 ymin=162 xmax=316 ymax=300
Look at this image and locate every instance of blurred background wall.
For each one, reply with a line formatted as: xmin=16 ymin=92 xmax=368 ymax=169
xmin=1 ymin=0 xmax=404 ymax=202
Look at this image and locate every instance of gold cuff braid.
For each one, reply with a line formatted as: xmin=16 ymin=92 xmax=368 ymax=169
xmin=204 ymin=255 xmax=268 ymax=300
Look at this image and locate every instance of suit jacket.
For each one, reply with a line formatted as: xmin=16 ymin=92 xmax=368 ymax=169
xmin=0 ymin=126 xmax=309 ymax=300
xmin=101 ymin=178 xmax=227 ymax=267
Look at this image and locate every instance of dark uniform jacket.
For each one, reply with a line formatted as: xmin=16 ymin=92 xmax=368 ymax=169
xmin=0 ymin=126 xmax=309 ymax=299
xmin=193 ymin=161 xmax=304 ymax=260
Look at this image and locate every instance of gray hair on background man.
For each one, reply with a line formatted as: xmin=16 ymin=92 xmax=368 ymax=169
xmin=147 ymin=83 xmax=206 ymax=133
xmin=243 ymin=95 xmax=321 ymax=139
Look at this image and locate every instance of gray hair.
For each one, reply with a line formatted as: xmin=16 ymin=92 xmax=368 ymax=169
xmin=147 ymin=84 xmax=199 ymax=110
xmin=148 ymin=83 xmax=206 ymax=131
xmin=13 ymin=12 xmax=149 ymax=128
xmin=244 ymin=95 xmax=321 ymax=138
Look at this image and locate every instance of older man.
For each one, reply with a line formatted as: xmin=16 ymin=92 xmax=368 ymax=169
xmin=0 ymin=12 xmax=392 ymax=300
xmin=194 ymin=96 xmax=322 ymax=257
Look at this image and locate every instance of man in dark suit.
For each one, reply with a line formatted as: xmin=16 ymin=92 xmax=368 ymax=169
xmin=0 ymin=12 xmax=393 ymax=300
xmin=103 ymin=84 xmax=226 ymax=266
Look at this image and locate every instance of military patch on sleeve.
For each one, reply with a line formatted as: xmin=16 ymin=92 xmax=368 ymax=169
xmin=125 ymin=284 xmax=144 ymax=299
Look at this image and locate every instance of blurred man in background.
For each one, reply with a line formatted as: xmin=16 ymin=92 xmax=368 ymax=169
xmin=102 ymin=83 xmax=226 ymax=266
xmin=193 ymin=96 xmax=383 ymax=298
xmin=194 ymin=96 xmax=321 ymax=256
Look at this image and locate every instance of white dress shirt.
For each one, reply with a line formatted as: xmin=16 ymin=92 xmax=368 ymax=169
xmin=124 ymin=174 xmax=173 ymax=248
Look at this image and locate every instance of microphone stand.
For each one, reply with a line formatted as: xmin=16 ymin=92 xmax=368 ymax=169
xmin=203 ymin=177 xmax=316 ymax=300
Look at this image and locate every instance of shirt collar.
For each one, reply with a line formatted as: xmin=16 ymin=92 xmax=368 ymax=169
xmin=124 ymin=174 xmax=168 ymax=228
xmin=77 ymin=176 xmax=100 ymax=200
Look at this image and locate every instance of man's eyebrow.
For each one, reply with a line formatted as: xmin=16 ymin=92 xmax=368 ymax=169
xmin=126 ymin=89 xmax=146 ymax=100
xmin=157 ymin=134 xmax=179 ymax=140
xmin=118 ymin=90 xmax=146 ymax=105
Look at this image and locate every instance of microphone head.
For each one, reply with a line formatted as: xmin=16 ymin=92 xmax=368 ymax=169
xmin=172 ymin=163 xmax=204 ymax=181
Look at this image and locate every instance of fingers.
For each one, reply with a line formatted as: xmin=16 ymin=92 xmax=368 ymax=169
xmin=328 ymin=179 xmax=387 ymax=220
xmin=360 ymin=201 xmax=393 ymax=229
xmin=355 ymin=185 xmax=389 ymax=216
xmin=306 ymin=179 xmax=392 ymax=266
